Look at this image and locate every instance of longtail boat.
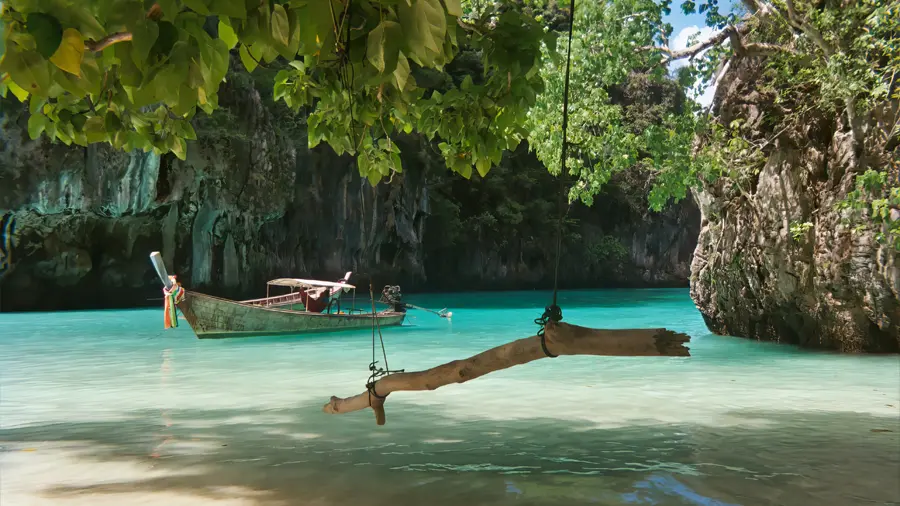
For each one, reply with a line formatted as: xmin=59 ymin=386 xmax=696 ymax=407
xmin=149 ymin=252 xmax=406 ymax=339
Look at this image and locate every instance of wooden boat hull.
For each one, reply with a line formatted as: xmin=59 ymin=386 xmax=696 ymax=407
xmin=176 ymin=291 xmax=406 ymax=339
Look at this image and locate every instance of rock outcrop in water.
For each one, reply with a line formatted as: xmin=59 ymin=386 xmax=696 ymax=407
xmin=690 ymin=59 xmax=900 ymax=353
xmin=0 ymin=62 xmax=698 ymax=311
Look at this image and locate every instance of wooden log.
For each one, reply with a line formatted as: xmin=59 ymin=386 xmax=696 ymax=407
xmin=322 ymin=320 xmax=690 ymax=425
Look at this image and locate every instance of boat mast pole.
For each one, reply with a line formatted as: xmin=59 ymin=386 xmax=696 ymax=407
xmin=149 ymin=252 xmax=174 ymax=290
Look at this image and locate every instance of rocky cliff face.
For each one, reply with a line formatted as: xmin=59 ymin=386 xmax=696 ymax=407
xmin=423 ymin=152 xmax=698 ymax=291
xmin=690 ymin=59 xmax=900 ymax=353
xmin=0 ymin=65 xmax=698 ymax=311
xmin=0 ymin=66 xmax=429 ymax=311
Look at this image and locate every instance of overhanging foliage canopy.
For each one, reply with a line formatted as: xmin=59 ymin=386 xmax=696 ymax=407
xmin=0 ymin=0 xmax=552 ymax=185
xmin=1 ymin=0 xmax=897 ymax=212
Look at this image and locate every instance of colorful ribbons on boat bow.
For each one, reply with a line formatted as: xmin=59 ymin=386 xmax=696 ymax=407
xmin=163 ymin=276 xmax=185 ymax=329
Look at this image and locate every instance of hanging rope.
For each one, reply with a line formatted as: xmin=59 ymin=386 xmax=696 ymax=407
xmin=535 ymin=0 xmax=577 ymax=358
xmin=366 ymin=279 xmax=403 ymax=403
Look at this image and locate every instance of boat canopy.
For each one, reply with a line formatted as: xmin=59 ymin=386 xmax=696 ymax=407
xmin=267 ymin=278 xmax=356 ymax=291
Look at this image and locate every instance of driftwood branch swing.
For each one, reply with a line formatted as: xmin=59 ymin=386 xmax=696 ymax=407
xmin=323 ymin=321 xmax=690 ymax=425
xmin=322 ymin=0 xmax=692 ymax=425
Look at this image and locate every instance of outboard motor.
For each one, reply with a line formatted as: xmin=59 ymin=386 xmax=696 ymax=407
xmin=380 ymin=285 xmax=407 ymax=313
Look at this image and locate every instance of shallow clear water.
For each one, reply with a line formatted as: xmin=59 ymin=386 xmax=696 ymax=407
xmin=1 ymin=288 xmax=899 ymax=506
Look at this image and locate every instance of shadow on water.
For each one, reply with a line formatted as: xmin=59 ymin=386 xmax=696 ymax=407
xmin=2 ymin=405 xmax=898 ymax=506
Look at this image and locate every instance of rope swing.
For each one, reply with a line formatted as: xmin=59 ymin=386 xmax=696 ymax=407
xmin=327 ymin=0 xmax=691 ymax=426
xmin=366 ymin=280 xmax=403 ymax=404
xmin=534 ymin=0 xmax=577 ymax=359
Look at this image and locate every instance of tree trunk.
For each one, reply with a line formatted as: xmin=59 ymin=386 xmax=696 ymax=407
xmin=322 ymin=320 xmax=691 ymax=425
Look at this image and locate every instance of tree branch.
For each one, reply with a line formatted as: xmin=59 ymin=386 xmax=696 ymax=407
xmin=640 ymin=23 xmax=757 ymax=65
xmin=638 ymin=22 xmax=796 ymax=65
xmin=742 ymin=42 xmax=797 ymax=57
xmin=322 ymin=321 xmax=691 ymax=425
xmin=84 ymin=3 xmax=163 ymax=52
xmin=640 ymin=6 xmax=800 ymax=67
xmin=743 ymin=0 xmax=785 ymax=20
xmin=85 ymin=33 xmax=133 ymax=52
xmin=457 ymin=18 xmax=484 ymax=35
xmin=784 ymin=0 xmax=833 ymax=57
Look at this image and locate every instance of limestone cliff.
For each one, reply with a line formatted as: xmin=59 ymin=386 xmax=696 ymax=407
xmin=0 ymin=66 xmax=428 ymax=310
xmin=424 ymin=151 xmax=698 ymax=291
xmin=0 ymin=65 xmax=698 ymax=311
xmin=690 ymin=59 xmax=900 ymax=353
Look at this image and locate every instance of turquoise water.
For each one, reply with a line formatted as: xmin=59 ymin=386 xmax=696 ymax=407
xmin=1 ymin=289 xmax=899 ymax=506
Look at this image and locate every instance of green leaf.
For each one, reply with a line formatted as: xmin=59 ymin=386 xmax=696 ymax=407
xmin=82 ymin=116 xmax=107 ymax=143
xmin=397 ymin=0 xmax=446 ymax=67
xmin=116 ymin=41 xmax=143 ymax=87
xmin=475 ymin=157 xmax=491 ymax=177
xmin=70 ymin=113 xmax=87 ymax=132
xmin=209 ymin=39 xmax=230 ymax=83
xmin=27 ymin=112 xmax=49 ymax=140
xmin=50 ymin=30 xmax=86 ymax=78
xmin=457 ymin=161 xmax=472 ymax=179
xmin=6 ymin=79 xmax=29 ymax=102
xmin=294 ymin=0 xmax=336 ymax=52
xmin=271 ymin=4 xmax=290 ymax=48
xmin=1 ymin=49 xmax=52 ymax=95
xmin=26 ymin=12 xmax=63 ymax=59
xmin=171 ymin=136 xmax=187 ymax=160
xmin=442 ymin=0 xmax=462 ymax=17
xmin=174 ymin=82 xmax=198 ymax=115
xmin=0 ymin=13 xmax=5 ymax=60
xmin=376 ymin=159 xmax=390 ymax=176
xmin=157 ymin=0 xmax=181 ymax=19
xmin=367 ymin=23 xmax=387 ymax=72
xmin=255 ymin=3 xmax=272 ymax=44
xmin=182 ymin=121 xmax=198 ymax=141
xmin=218 ymin=20 xmax=238 ymax=49
xmin=30 ymin=97 xmax=46 ymax=116
xmin=262 ymin=43 xmax=279 ymax=63
xmin=70 ymin=6 xmax=107 ymax=39
xmin=367 ymin=21 xmax=401 ymax=74
xmin=104 ymin=111 xmax=123 ymax=134
xmin=151 ymin=21 xmax=179 ymax=58
xmin=393 ymin=52 xmax=411 ymax=90
xmin=239 ymin=44 xmax=259 ymax=72
xmin=210 ymin=0 xmax=246 ymax=19
xmin=198 ymin=37 xmax=229 ymax=94
xmin=182 ymin=0 xmax=210 ymax=15
xmin=187 ymin=60 xmax=204 ymax=88
xmin=286 ymin=9 xmax=301 ymax=56
xmin=101 ymin=1 xmax=146 ymax=32
xmin=358 ymin=153 xmax=370 ymax=177
xmin=131 ymin=20 xmax=159 ymax=69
